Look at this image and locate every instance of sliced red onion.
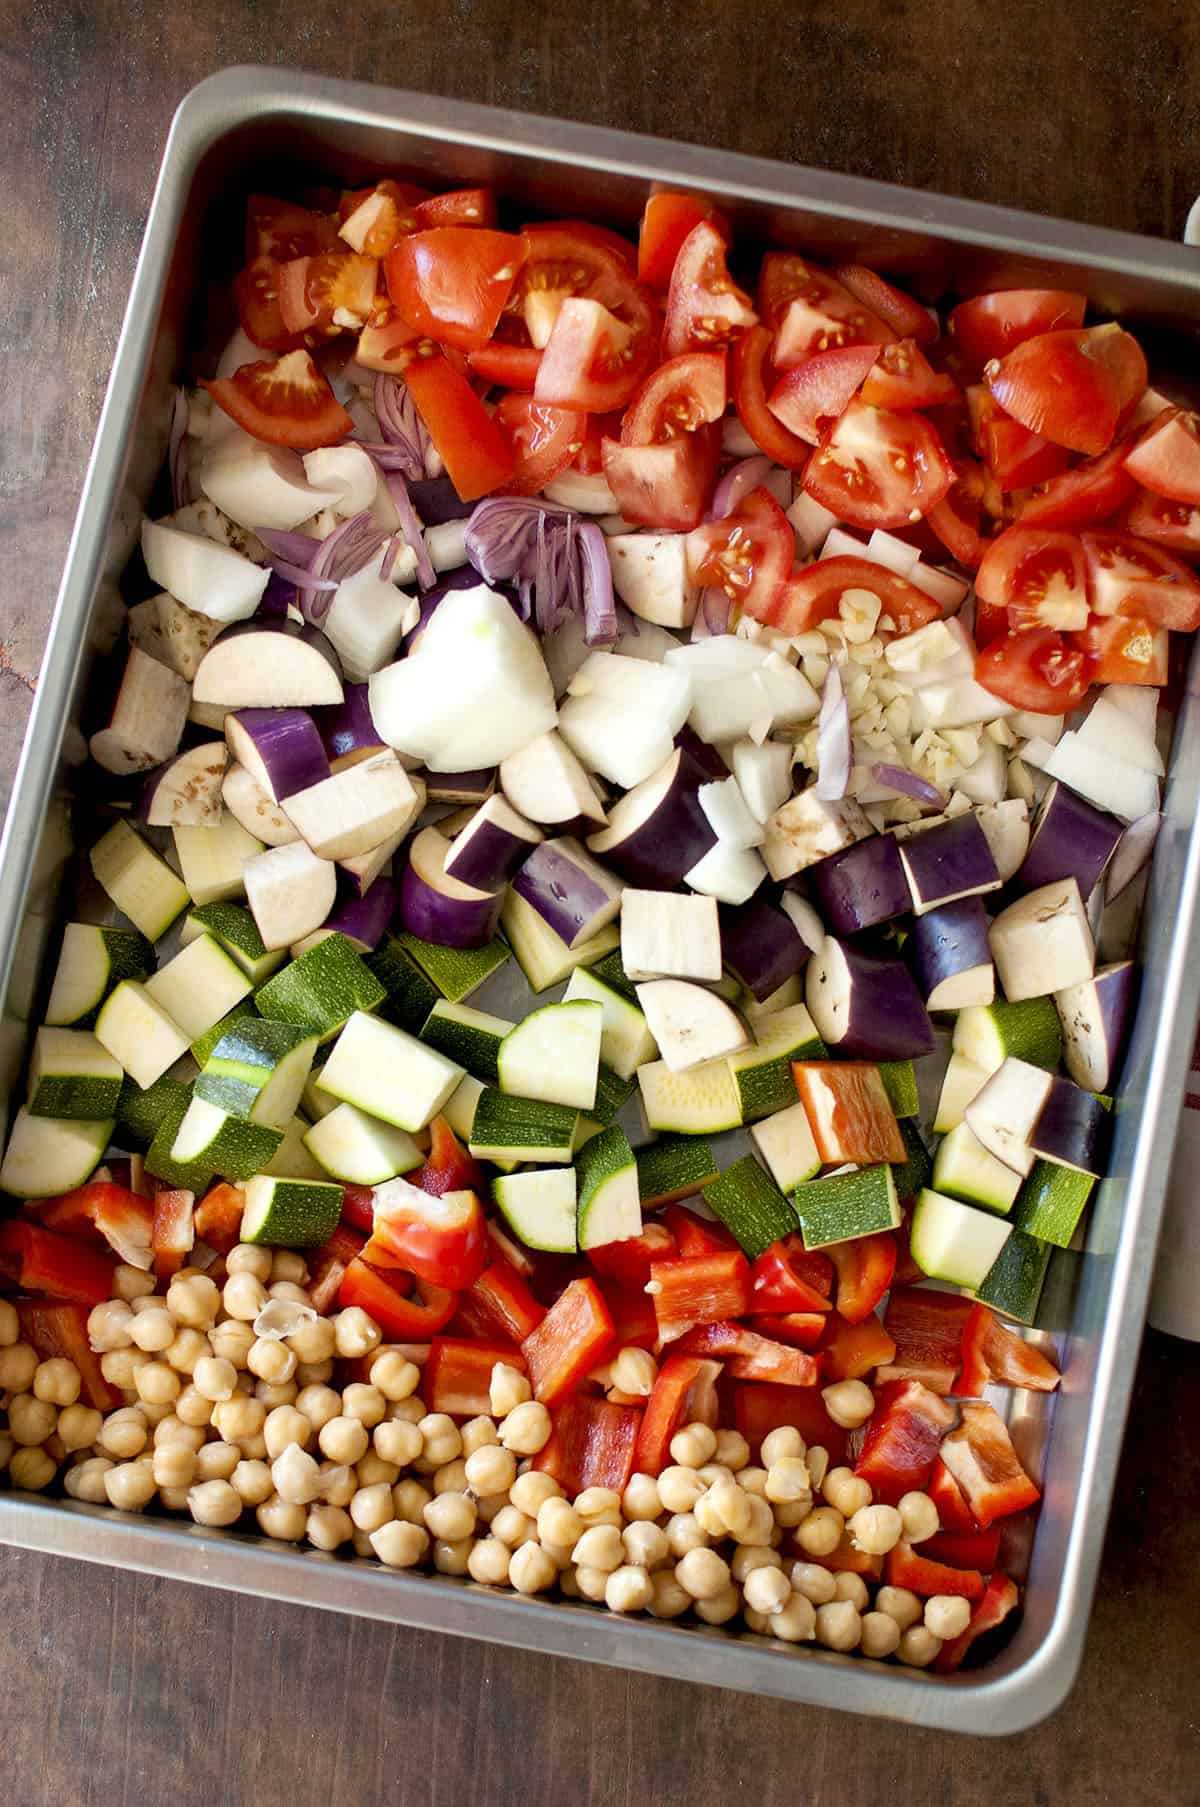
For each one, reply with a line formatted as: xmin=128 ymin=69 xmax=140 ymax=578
xmin=870 ymin=762 xmax=945 ymax=809
xmin=1105 ymin=810 xmax=1161 ymax=902
xmin=374 ymin=374 xmax=431 ymax=471
xmin=467 ymin=495 xmax=606 ymax=638
xmin=578 ymin=521 xmax=617 ymax=645
xmin=169 ymin=387 xmax=191 ymax=511
xmin=263 ymin=517 xmax=401 ymax=627
xmin=383 ymin=468 xmax=437 ymax=591
xmin=327 ymin=876 xmax=398 ymax=951
xmin=258 ymin=528 xmax=342 ymax=602
xmin=708 ymin=455 xmax=771 ymax=521
xmin=410 ymin=477 xmax=473 ymax=524
xmin=814 ymin=664 xmax=851 ymax=801
xmin=693 ymin=587 xmax=732 ymax=640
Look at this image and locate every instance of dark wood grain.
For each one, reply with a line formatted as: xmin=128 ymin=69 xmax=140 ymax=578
xmin=4 ymin=2 xmax=1200 ymax=1800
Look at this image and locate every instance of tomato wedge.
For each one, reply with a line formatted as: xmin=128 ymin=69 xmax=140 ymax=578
xmin=686 ymin=486 xmax=792 ymax=619
xmin=1124 ymin=406 xmax=1200 ymax=504
xmin=1080 ymin=529 xmax=1200 ymax=631
xmin=946 ymin=288 xmax=1087 ymax=377
xmin=638 ymin=192 xmax=730 ymax=290
xmin=621 ymin=351 xmax=728 ymax=443
xmin=384 ymin=227 xmax=527 ymax=352
xmin=926 ymin=462 xmax=993 ymax=571
xmin=759 ymin=252 xmax=893 ymax=367
xmin=202 ymin=351 xmax=352 ymax=450
xmin=233 ymin=257 xmax=306 ymax=353
xmin=731 ymin=325 xmax=814 ymax=471
xmin=355 ymin=311 xmax=422 ymax=373
xmin=278 ymin=252 xmax=379 ymax=339
xmin=338 ymin=180 xmax=423 ymax=257
xmin=975 ymin=525 xmax=1090 ymax=631
xmin=1124 ymin=484 xmax=1200 ymax=554
xmin=966 ymin=384 xmax=1069 ymax=491
xmin=833 ymin=265 xmax=938 ymax=345
xmin=601 ymin=427 xmax=721 ymax=531
xmin=766 ymin=344 xmax=879 ymax=446
xmin=803 ymin=398 xmax=956 ymax=530
xmin=663 ymin=221 xmax=757 ymax=359
xmin=414 ymin=188 xmax=500 ymax=230
xmin=536 ymin=296 xmax=657 ymax=412
xmin=246 ymin=194 xmax=340 ymax=262
xmin=467 ymin=341 xmax=542 ymax=389
xmin=985 ymin=324 xmax=1146 ymax=457
xmin=1068 ymin=613 xmax=1168 ymax=685
xmin=860 ymin=339 xmax=958 ymax=411
xmin=753 ymin=555 xmax=943 ymax=636
xmin=975 ymin=627 xmax=1094 ymax=712
xmin=400 ymin=346 xmax=515 ymax=499
xmin=495 ymin=394 xmax=586 ymax=496
xmin=1016 ymin=440 xmax=1137 ymax=530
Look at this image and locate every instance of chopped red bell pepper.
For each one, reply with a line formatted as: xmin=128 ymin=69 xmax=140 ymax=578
xmin=934 ymin=1571 xmax=1021 ymax=1672
xmin=825 ymin=1231 xmax=897 ymax=1325
xmin=465 ymin=1259 xmax=546 ymax=1345
xmin=892 ymin=1205 xmax=923 ymax=1286
xmin=193 ymin=1182 xmax=247 ymax=1255
xmin=337 ymin=1257 xmax=457 ymax=1339
xmin=534 ymin=1393 xmax=642 ymax=1493
xmin=922 ymin=1526 xmax=1003 ymax=1571
xmin=885 ymin=1539 xmax=986 ymax=1599
xmin=649 ymin=1248 xmax=752 ymax=1343
xmin=958 ymin=1303 xmax=1061 ymax=1396
xmin=486 ymin=1217 xmax=536 ymax=1277
xmin=425 ymin=1335 xmax=526 ymax=1416
xmin=367 ymin=1185 xmax=487 ymax=1291
xmin=939 ymin=1401 xmax=1041 ymax=1529
xmin=878 ymin=1285 xmax=972 ymax=1394
xmin=750 ymin=1233 xmax=833 ymax=1313
xmin=791 ymin=1061 xmax=907 ymax=1164
xmin=733 ymin=1381 xmax=849 ymax=1465
xmin=928 ymin=1457 xmax=980 ymax=1534
xmin=405 ymin=1115 xmax=485 ymax=1198
xmin=587 ymin=1219 xmax=678 ymax=1291
xmin=521 ymin=1276 xmax=615 ymax=1407
xmin=37 ymin=1188 xmax=104 ymax=1237
xmin=307 ymin=1221 xmax=367 ymax=1311
xmin=677 ymin=1319 xmax=819 ymax=1386
xmin=152 ymin=1189 xmax=195 ymax=1282
xmin=597 ymin=1278 xmax=660 ymax=1351
xmin=42 ymin=1181 xmax=155 ymax=1270
xmin=750 ymin=1312 xmax=827 ymax=1350
xmin=660 ymin=1203 xmax=740 ymax=1258
xmin=820 ymin=1530 xmax=884 ymax=1578
xmin=16 ymin=1300 xmax=119 ymax=1410
xmin=0 ymin=1221 xmax=115 ymax=1306
xmin=633 ymin=1352 xmax=722 ymax=1475
xmin=817 ymin=1310 xmax=898 ymax=1380
xmin=853 ymin=1378 xmax=957 ymax=1504
xmin=339 ymin=1183 xmax=377 ymax=1235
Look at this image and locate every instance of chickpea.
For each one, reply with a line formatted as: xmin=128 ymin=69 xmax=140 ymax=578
xmin=611 ymin=1346 xmax=656 ymax=1397
xmin=697 ymin=1462 xmax=733 ymax=1490
xmin=154 ymin=1415 xmax=205 ymax=1452
xmin=363 ymin=1349 xmax=417 ymax=1402
xmin=506 ymin=1468 xmax=556 ymax=1516
xmin=433 ymin=1536 xmax=473 ymax=1576
xmin=192 ymin=1356 xmax=238 ymax=1403
xmin=295 ymin=1359 xmax=335 ymax=1388
xmin=270 ymin=1249 xmax=308 ymax=1286
xmin=665 ymin=1511 xmax=708 ymax=1558
xmin=898 ymin=1490 xmax=939 ymax=1545
xmin=56 ymin=1403 xmax=103 ymax=1454
xmin=694 ymin=1585 xmax=741 ymax=1627
xmin=768 ymin=1592 xmax=817 ymax=1643
xmin=209 ymin=1321 xmax=255 ymax=1369
xmin=332 ymin=1307 xmax=381 ymax=1360
xmin=714 ymin=1430 xmax=751 ymax=1472
xmin=815 ymin=1600 xmax=862 ymax=1652
xmin=264 ymin=1405 xmax=311 ymax=1460
xmin=307 ymin=1504 xmax=353 ymax=1551
xmin=573 ymin=1563 xmax=609 ymax=1602
xmin=138 ymin=1401 xmax=174 ymax=1429
xmin=128 ymin=1306 xmax=174 ymax=1354
xmin=508 ymin=1542 xmax=557 ymax=1595
xmin=876 ymin=1585 xmax=924 ymax=1632
xmin=9 ymin=1393 xmax=58 ymax=1448
xmin=212 ymin=1395 xmax=266 ymax=1445
xmin=621 ymin=1473 xmax=662 ymax=1523
xmin=605 ymin=1565 xmax=654 ymax=1613
xmin=737 ymin=1465 xmax=768 ymax=1499
xmin=33 ymin=1357 xmax=80 ymax=1408
xmin=572 ymin=1523 xmax=624 ymax=1572
xmin=292 ymin=1384 xmax=338 ymax=1435
xmin=761 ymin=1426 xmax=805 ymax=1467
xmin=462 ymin=1442 xmax=514 ymax=1498
xmin=860 ymin=1610 xmax=902 ymax=1660
xmin=647 ymin=1573 xmax=692 ymax=1620
xmin=97 ymin=1407 xmax=148 ymax=1461
xmin=821 ymin=1380 xmax=875 ymax=1430
xmin=573 ymin=1486 xmax=622 ymax=1526
xmin=821 ymin=1466 xmax=871 ymax=1518
xmin=222 ymin=1273 xmax=268 ymax=1323
xmin=468 ymin=1537 xmax=511 ymax=1586
xmin=86 ymin=1302 xmax=134 ymax=1353
xmin=64 ymin=1455 xmax=114 ymax=1503
xmin=454 ymin=1414 xmax=494 ymax=1457
xmin=925 ymin=1594 xmax=972 ymax=1640
xmin=489 ymin=1362 xmax=531 ymax=1417
xmin=175 ymin=1384 xmax=214 ymax=1429
xmin=766 ymin=1457 xmax=812 ymax=1506
xmin=418 ymin=1413 xmax=462 ymax=1467
xmin=257 ymin=1497 xmax=307 ymax=1542
xmin=656 ymin=1465 xmax=703 ymax=1514
xmin=423 ymin=1491 xmax=477 ymax=1541
xmin=490 ymin=1504 xmax=536 ymax=1548
xmin=806 ymin=1446 xmax=830 ymax=1491
xmin=833 ymin=1572 xmax=870 ymax=1611
xmin=319 ymin=1415 xmax=369 ymax=1466
xmin=537 ymin=1497 xmax=583 ymax=1549
xmin=392 ymin=1478 xmax=433 ymax=1526
xmin=743 ymin=1566 xmax=791 ymax=1616
xmin=388 ymin=1397 xmax=426 ymax=1425
xmin=375 ymin=1418 xmax=423 ymax=1469
xmin=227 ymin=1244 xmax=272 ymax=1282
xmin=794 ymin=1506 xmax=844 ymax=1559
xmin=433 ymin=1459 xmax=469 ymax=1497
xmin=370 ymin=1519 xmax=428 ymax=1568
xmin=731 ymin=1544 xmax=782 ymax=1584
xmin=622 ymin=1521 xmax=670 ymax=1570
xmin=166 ymin=1274 xmax=220 ymax=1328
xmin=271 ymin=1443 xmax=322 ymax=1506
xmin=669 ymin=1422 xmax=717 ymax=1468
xmin=898 ymin=1625 xmax=942 ymax=1668
xmin=847 ymin=1504 xmax=904 ymax=1556
xmin=318 ymin=1463 xmax=357 ymax=1508
xmin=165 ymin=1328 xmax=211 ymax=1376
xmin=247 ymin=1339 xmax=297 ymax=1386
xmin=113 ymin=1265 xmax=155 ymax=1301
xmin=497 ymin=1402 xmax=551 ymax=1456
xmin=10 ymin=1446 xmax=56 ymax=1491
xmin=348 ymin=1482 xmax=394 ymax=1534
xmin=0 ymin=1340 xmax=41 ymax=1394
xmin=739 ymin=1495 xmax=776 ymax=1547
xmin=675 ymin=1547 xmax=731 ymax=1601
xmin=0 ymin=1298 xmax=19 ymax=1345
xmin=195 ymin=1442 xmax=240 ymax=1483
xmin=231 ymin=1460 xmax=274 ymax=1507
xmin=355 ymin=1453 xmax=398 ymax=1491
xmin=287 ymin=1315 xmax=336 ymax=1367
xmin=267 ymin=1283 xmax=312 ymax=1312
xmin=474 ymin=1492 xmax=508 ymax=1526
xmin=104 ymin=1460 xmax=157 ymax=1512
xmin=152 ymin=1441 xmax=197 ymax=1489
xmin=135 ymin=1361 xmax=181 ymax=1407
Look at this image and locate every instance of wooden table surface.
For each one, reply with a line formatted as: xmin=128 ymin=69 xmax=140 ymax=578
xmin=4 ymin=2 xmax=1200 ymax=1800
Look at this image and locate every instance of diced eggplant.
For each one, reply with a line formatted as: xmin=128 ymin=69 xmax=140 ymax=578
xmin=1042 ymin=731 xmax=1160 ymax=824
xmin=684 ymin=839 xmax=767 ymax=906
xmin=282 ymin=752 xmax=425 ymax=862
xmin=586 ymin=746 xmax=715 ymax=886
xmin=443 ymin=795 xmax=543 ymax=891
xmin=127 ymin=591 xmax=224 ymax=680
xmin=1054 ymin=961 xmax=1136 ymax=1093
xmin=761 ymin=787 xmax=873 ymax=882
xmin=1027 ymin=1074 xmax=1110 ymax=1176
xmin=192 ymin=621 xmax=344 ymax=708
xmin=909 ymin=896 xmax=996 ymax=1011
xmin=731 ymin=740 xmax=794 ymax=824
xmin=316 ymin=684 xmax=387 ymax=770
xmin=560 ymin=652 xmax=692 ymax=789
xmin=140 ymin=518 xmax=269 ymax=623
xmin=1014 ymin=781 xmax=1123 ymax=899
xmin=621 ymin=890 xmax=722 ymax=982
xmin=1106 ymin=812 xmax=1161 ymax=903
xmin=244 ymin=841 xmax=338 ymax=951
xmin=225 ymin=708 xmax=330 ymax=803
xmin=511 ymin=837 xmax=624 ymax=950
xmin=499 ymin=731 xmax=608 ymax=833
xmin=809 ymin=833 xmax=910 ymax=935
xmin=400 ymin=825 xmax=504 ymax=950
xmin=964 ymin=1057 xmax=1054 ymax=1177
xmin=339 ymin=828 xmax=405 ymax=898
xmin=221 ymin=764 xmax=302 ymax=847
xmin=425 ymin=519 xmax=470 ymax=573
xmin=634 ymin=979 xmax=750 ymax=1073
xmin=675 ymin=724 xmax=729 ymax=780
xmin=543 ymin=468 xmax=619 ymax=514
xmin=606 ymin=532 xmax=699 ymax=628
xmin=898 ymin=813 xmax=1001 ymax=916
xmin=989 ymin=877 xmax=1094 ymax=1003
xmin=423 ymin=768 xmax=497 ymax=806
xmin=719 ymin=896 xmax=809 ymax=1001
xmin=139 ymin=742 xmax=227 ymax=829
xmin=779 ymin=891 xmax=825 ymax=955
xmin=805 ymin=935 xmax=935 ymax=1060
xmin=974 ymin=798 xmax=1030 ymax=883
xmin=324 ymin=877 xmax=397 ymax=953
xmin=200 ymin=433 xmax=338 ymax=531
xmin=89 ymin=646 xmax=190 ymax=775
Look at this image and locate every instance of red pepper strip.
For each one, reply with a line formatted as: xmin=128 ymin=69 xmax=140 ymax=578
xmin=466 ymin=1259 xmax=546 ymax=1345
xmin=533 ymin=1394 xmax=642 ymax=1494
xmin=825 ymin=1232 xmax=897 ymax=1325
xmin=922 ymin=1527 xmax=1003 ymax=1571
xmin=425 ymin=1335 xmax=526 ymax=1416
xmin=193 ymin=1183 xmax=246 ymax=1256
xmin=522 ymin=1276 xmax=615 ymax=1407
xmin=41 ymin=1181 xmax=155 ymax=1269
xmin=405 ymin=1115 xmax=485 ymax=1199
xmin=16 ymin=1300 xmax=120 ymax=1411
xmin=750 ymin=1312 xmax=827 ymax=1350
xmin=749 ymin=1234 xmax=833 ymax=1313
xmin=152 ymin=1189 xmax=195 ymax=1283
xmin=0 ymin=1221 xmax=115 ymax=1307
xmin=337 ymin=1258 xmax=457 ymax=1339
xmin=37 ymin=1188 xmax=105 ymax=1237
xmin=307 ymin=1220 xmax=367 ymax=1313
xmin=588 ymin=1220 xmax=678 ymax=1291
xmin=878 ymin=1285 xmax=973 ymax=1395
xmin=340 ymin=1184 xmax=377 ymax=1235
xmin=819 ymin=1531 xmax=884 ymax=1579
xmin=367 ymin=1186 xmax=488 ymax=1290
xmin=958 ymin=1302 xmax=1061 ymax=1396
xmin=885 ymin=1540 xmax=986 ymax=1600
xmin=817 ymin=1310 xmax=897 ymax=1381
xmin=676 ymin=1320 xmax=819 ymax=1386
xmin=928 ymin=1457 xmax=980 ymax=1534
xmin=633 ymin=1353 xmax=722 ymax=1476
xmin=853 ymin=1378 xmax=958 ymax=1504
xmin=733 ymin=1381 xmax=849 ymax=1465
xmin=934 ymin=1571 xmax=1021 ymax=1673
xmin=892 ymin=1206 xmax=923 ymax=1287
xmin=649 ymin=1249 xmax=752 ymax=1344
xmin=597 ymin=1278 xmax=660 ymax=1351
xmin=939 ymin=1401 xmax=1041 ymax=1529
xmin=486 ymin=1217 xmax=536 ymax=1277
xmin=660 ymin=1204 xmax=740 ymax=1258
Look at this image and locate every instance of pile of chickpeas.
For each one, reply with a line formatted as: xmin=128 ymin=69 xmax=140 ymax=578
xmin=0 ymin=1249 xmax=974 ymax=1668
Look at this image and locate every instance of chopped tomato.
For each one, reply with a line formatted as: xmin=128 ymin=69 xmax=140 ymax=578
xmin=975 ymin=525 xmax=1090 ymax=631
xmin=686 ymin=486 xmax=792 ymax=620
xmin=759 ymin=253 xmax=893 ymax=367
xmin=939 ymin=1400 xmax=1042 ymax=1528
xmin=659 ymin=1205 xmax=740 ymax=1258
xmin=338 ymin=180 xmax=423 ymax=256
xmin=1124 ymin=406 xmax=1200 ymax=504
xmin=751 ymin=554 xmax=942 ymax=636
xmin=16 ymin=1301 xmax=119 ymax=1411
xmin=536 ymin=296 xmax=657 ymax=412
xmin=601 ymin=426 xmax=721 ymax=531
xmin=337 ymin=1258 xmax=457 ymax=1339
xmin=985 ymin=324 xmax=1146 ymax=457
xmin=202 ymin=351 xmax=352 ymax=450
xmin=621 ymin=351 xmax=728 ymax=443
xmin=1124 ymin=484 xmax=1200 ymax=555
xmin=975 ymin=627 xmax=1094 ymax=712
xmin=816 ymin=1310 xmax=897 ymax=1381
xmin=401 ymin=347 xmax=516 ymax=499
xmin=803 ymin=398 xmax=955 ymax=530
xmin=1081 ymin=529 xmax=1200 ymax=631
xmin=750 ymin=1312 xmax=827 ymax=1349
xmin=233 ymin=257 xmax=306 ymax=353
xmin=193 ymin=1182 xmax=246 ymax=1255
xmin=245 ymin=194 xmax=339 ymax=262
xmin=385 ymin=228 xmax=528 ymax=351
xmin=338 ymin=181 xmax=431 ymax=224
xmin=884 ymin=1540 xmax=987 ymax=1600
xmin=663 ymin=221 xmax=757 ymax=359
xmin=571 ymin=411 xmax=625 ymax=474
xmin=508 ymin=221 xmax=638 ymax=350
xmin=750 ymin=1234 xmax=834 ymax=1314
xmin=730 ymin=325 xmax=814 ymax=471
xmin=533 ymin=1394 xmax=642 ymax=1493
xmin=463 ymin=1259 xmax=546 ymax=1345
xmin=638 ymin=192 xmax=730 ymax=290
xmin=467 ymin=341 xmax=542 ymax=389
xmin=826 ymin=1233 xmax=898 ymax=1326
xmin=649 ymin=1249 xmax=753 ymax=1344
xmin=1016 ymin=441 xmax=1137 ymax=530
xmin=766 ymin=344 xmax=879 ymax=445
xmin=732 ymin=1380 xmax=848 ymax=1465
xmin=833 ymin=265 xmax=938 ymax=345
xmin=878 ymin=1285 xmax=972 ymax=1394
xmin=946 ymin=288 xmax=1087 ymax=378
xmin=677 ymin=1320 xmax=820 ymax=1386
xmin=928 ymin=1457 xmax=980 ymax=1534
xmin=366 ymin=1185 xmax=487 ymax=1291
xmin=791 ymin=1061 xmax=906 ymax=1165
xmin=966 ymin=384 xmax=1070 ymax=491
xmin=521 ymin=1276 xmax=615 ymax=1407
xmin=425 ymin=1336 xmax=525 ymax=1416
xmin=495 ymin=394 xmax=586 ymax=495
xmin=853 ymin=1377 xmax=957 ymax=1503
xmin=406 ymin=1116 xmax=485 ymax=1200
xmin=414 ymin=188 xmax=500 ymax=231
xmin=151 ymin=1189 xmax=195 ymax=1283
xmin=355 ymin=311 xmax=422 ymax=373
xmin=934 ymin=1571 xmax=1021 ymax=1672
xmin=926 ymin=465 xmax=993 ymax=572
xmin=958 ymin=1303 xmax=1061 ymax=1395
xmin=860 ymin=339 xmax=958 ymax=411
xmin=277 ymin=251 xmax=379 ymax=339
xmin=587 ymin=1220 xmax=678 ymax=1291
xmin=0 ymin=1221 xmax=114 ymax=1307
xmin=1068 ymin=613 xmax=1168 ymax=685
xmin=633 ymin=1353 xmax=721 ymax=1475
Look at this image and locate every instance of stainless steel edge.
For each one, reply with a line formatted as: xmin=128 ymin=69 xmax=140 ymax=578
xmin=3 ymin=63 xmax=1200 ymax=1734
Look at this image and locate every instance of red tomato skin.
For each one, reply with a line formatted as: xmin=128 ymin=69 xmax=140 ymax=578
xmin=495 ymin=394 xmax=586 ymax=496
xmin=833 ymin=265 xmax=939 ymax=345
xmin=1080 ymin=529 xmax=1200 ymax=632
xmin=202 ymin=352 xmax=352 ymax=450
xmin=685 ymin=486 xmax=793 ymax=621
xmin=384 ymin=228 xmax=528 ymax=351
xmin=1123 ymin=484 xmax=1200 ymax=555
xmin=731 ymin=325 xmax=813 ymax=471
xmin=600 ymin=426 xmax=720 ymax=531
xmin=985 ymin=325 xmax=1145 ymax=457
xmin=947 ymin=288 xmax=1087 ymax=378
xmin=757 ymin=556 xmax=942 ymax=636
xmin=638 ymin=192 xmax=729 ymax=290
xmin=766 ymin=344 xmax=880 ymax=445
xmin=859 ymin=339 xmax=958 ymax=411
xmin=759 ymin=253 xmax=894 ymax=367
xmin=401 ymin=350 xmax=516 ymax=500
xmin=233 ymin=258 xmax=306 ymax=353
xmin=663 ymin=222 xmax=757 ymax=360
xmin=1016 ymin=441 xmax=1137 ymax=530
xmin=246 ymin=195 xmax=340 ymax=263
xmin=975 ymin=525 xmax=1091 ymax=631
xmin=1068 ymin=614 xmax=1168 ymax=685
xmin=975 ymin=628 xmax=1094 ymax=713
xmin=620 ymin=351 xmax=728 ymax=445
xmin=802 ymin=398 xmax=956 ymax=531
xmin=1124 ymin=408 xmax=1200 ymax=505
xmin=414 ymin=188 xmax=500 ymax=230
xmin=467 ymin=342 xmax=542 ymax=389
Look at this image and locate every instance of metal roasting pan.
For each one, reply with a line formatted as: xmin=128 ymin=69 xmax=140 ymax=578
xmin=3 ymin=65 xmax=1200 ymax=1734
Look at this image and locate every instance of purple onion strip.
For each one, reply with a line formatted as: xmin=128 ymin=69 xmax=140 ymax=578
xmin=708 ymin=454 xmax=771 ymax=521
xmin=384 ymin=469 xmax=437 ymax=590
xmin=870 ymin=762 xmax=945 ymax=808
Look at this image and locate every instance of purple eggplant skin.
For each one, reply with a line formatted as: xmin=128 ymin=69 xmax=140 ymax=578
xmin=675 ymin=724 xmax=729 ymax=781
xmin=1057 ymin=959 xmax=1137 ymax=1094
xmin=1015 ymin=781 xmax=1123 ymax=900
xmin=422 ymin=768 xmax=497 ymax=806
xmin=229 ymin=707 xmax=330 ymax=800
xmin=719 ymin=896 xmax=809 ymax=1002
xmin=327 ymin=877 xmax=398 ymax=952
xmin=510 ymin=838 xmax=621 ymax=949
xmin=315 ymin=685 xmax=385 ymax=764
xmin=1028 ymin=1074 xmax=1110 ymax=1176
xmin=399 ymin=857 xmax=503 ymax=950
xmin=809 ymin=834 xmax=910 ymax=936
xmin=445 ymin=801 xmax=541 ymax=892
xmin=908 ymin=896 xmax=993 ymax=1004
xmin=586 ymin=747 xmax=715 ymax=888
xmin=410 ymin=476 xmax=473 ymax=525
xmin=899 ymin=812 xmax=1000 ymax=911
xmin=806 ymin=936 xmax=936 ymax=1060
